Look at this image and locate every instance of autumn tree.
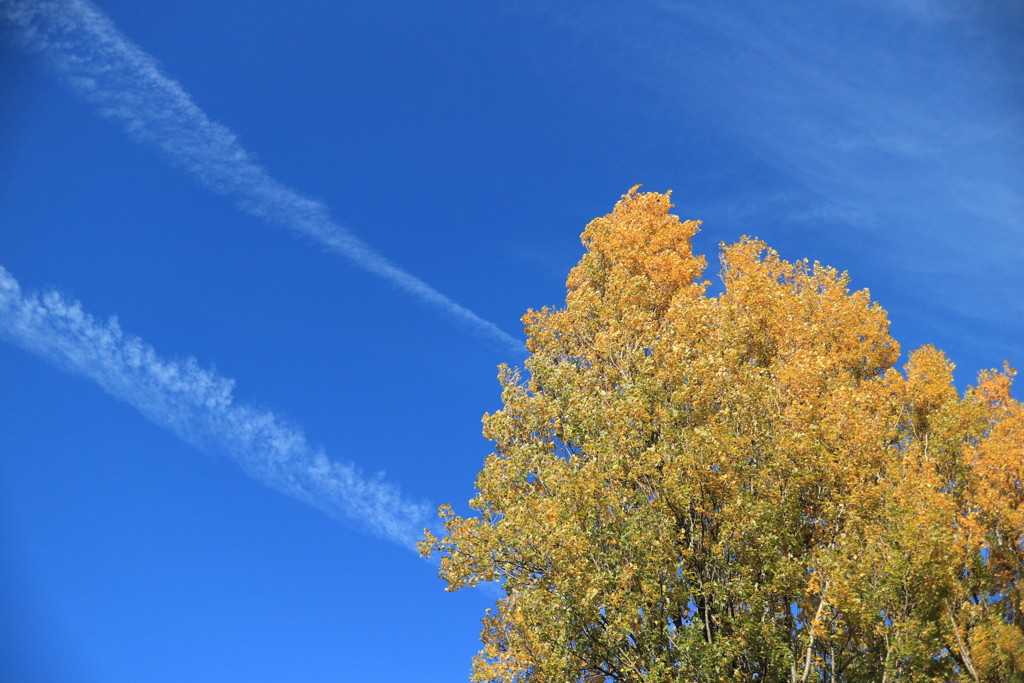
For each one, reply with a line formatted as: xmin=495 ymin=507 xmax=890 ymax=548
xmin=421 ymin=189 xmax=1023 ymax=682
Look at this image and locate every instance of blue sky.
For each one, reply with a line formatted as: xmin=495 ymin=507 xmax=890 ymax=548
xmin=1 ymin=1 xmax=1020 ymax=680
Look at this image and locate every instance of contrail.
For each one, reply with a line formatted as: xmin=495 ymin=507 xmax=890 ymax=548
xmin=1 ymin=0 xmax=523 ymax=355
xmin=0 ymin=264 xmax=433 ymax=550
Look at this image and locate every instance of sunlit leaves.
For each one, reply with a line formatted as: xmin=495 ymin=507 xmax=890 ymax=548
xmin=421 ymin=189 xmax=1022 ymax=682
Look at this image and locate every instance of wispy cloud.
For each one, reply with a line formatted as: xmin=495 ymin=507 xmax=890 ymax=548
xmin=533 ymin=0 xmax=1022 ymax=359
xmin=0 ymin=263 xmax=432 ymax=550
xmin=1 ymin=0 xmax=523 ymax=355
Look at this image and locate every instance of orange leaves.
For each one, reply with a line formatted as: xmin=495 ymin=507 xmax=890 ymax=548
xmin=567 ymin=187 xmax=707 ymax=317
xmin=904 ymin=346 xmax=959 ymax=419
xmin=422 ymin=190 xmax=1022 ymax=682
xmin=717 ymin=236 xmax=899 ymax=380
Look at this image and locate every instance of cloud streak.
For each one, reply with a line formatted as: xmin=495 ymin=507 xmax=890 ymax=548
xmin=1 ymin=0 xmax=523 ymax=355
xmin=0 ymin=263 xmax=433 ymax=550
xmin=533 ymin=0 xmax=1022 ymax=362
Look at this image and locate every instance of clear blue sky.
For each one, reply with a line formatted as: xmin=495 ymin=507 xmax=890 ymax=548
xmin=1 ymin=1 xmax=1021 ymax=680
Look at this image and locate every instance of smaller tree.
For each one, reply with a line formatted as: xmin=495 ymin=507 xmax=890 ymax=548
xmin=421 ymin=189 xmax=1023 ymax=682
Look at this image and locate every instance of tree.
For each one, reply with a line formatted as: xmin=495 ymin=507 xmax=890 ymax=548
xmin=420 ymin=188 xmax=1023 ymax=682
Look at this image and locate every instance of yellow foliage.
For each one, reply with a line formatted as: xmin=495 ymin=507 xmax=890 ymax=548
xmin=420 ymin=190 xmax=1023 ymax=682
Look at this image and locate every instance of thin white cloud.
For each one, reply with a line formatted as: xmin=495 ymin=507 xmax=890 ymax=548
xmin=1 ymin=0 xmax=523 ymax=355
xmin=532 ymin=0 xmax=1023 ymax=359
xmin=0 ymin=264 xmax=433 ymax=550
